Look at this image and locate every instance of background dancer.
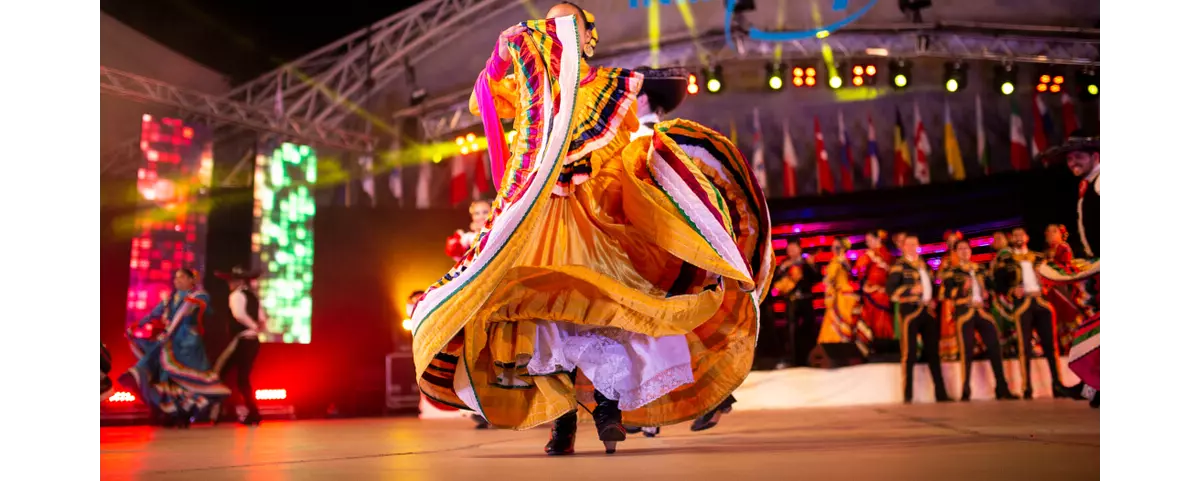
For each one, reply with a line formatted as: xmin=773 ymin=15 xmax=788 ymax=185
xmin=119 ymin=268 xmax=230 ymax=428
xmin=214 ymin=266 xmax=266 ymax=426
xmin=410 ymin=3 xmax=772 ymax=456
xmin=855 ymin=230 xmax=894 ymax=340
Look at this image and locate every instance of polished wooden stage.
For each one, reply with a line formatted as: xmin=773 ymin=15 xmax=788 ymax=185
xmin=101 ymin=400 xmax=1099 ymax=480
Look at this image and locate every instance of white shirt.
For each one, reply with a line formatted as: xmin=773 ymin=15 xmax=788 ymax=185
xmin=229 ymin=289 xmax=266 ymax=338
xmin=912 ymin=259 xmax=932 ymax=302
xmin=969 ymin=268 xmax=984 ymax=304
xmin=1012 ymin=248 xmax=1041 ymax=293
xmin=632 ymin=113 xmax=660 ymax=140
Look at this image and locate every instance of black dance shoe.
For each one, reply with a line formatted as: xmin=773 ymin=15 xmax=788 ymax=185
xmin=995 ymin=390 xmax=1019 ymax=401
xmin=593 ymin=394 xmax=626 ymax=454
xmin=641 ymin=426 xmax=660 ymax=438
xmin=960 ymin=387 xmax=971 ymax=402
xmin=1054 ymin=383 xmax=1087 ymax=400
xmin=1089 ymin=392 xmax=1099 ymax=409
xmin=690 ymin=395 xmax=737 ymax=432
xmin=240 ymin=413 xmax=262 ymax=426
xmin=471 ymin=414 xmax=489 ymax=429
xmin=545 ymin=411 xmax=577 ymax=456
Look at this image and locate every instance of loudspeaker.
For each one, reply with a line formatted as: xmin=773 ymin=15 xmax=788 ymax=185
xmin=808 ymin=342 xmax=867 ymax=368
xmin=868 ymin=339 xmax=902 ymax=363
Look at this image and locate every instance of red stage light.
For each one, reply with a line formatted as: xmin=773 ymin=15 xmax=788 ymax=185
xmin=255 ymin=389 xmax=288 ymax=401
xmin=1053 ymin=75 xmax=1065 ymax=85
xmin=1050 ymin=84 xmax=1061 ymax=93
xmin=806 ymin=68 xmax=816 ymax=77
xmin=865 ymin=65 xmax=877 ymax=76
xmin=852 ymin=76 xmax=864 ymax=86
xmin=793 ymin=76 xmax=803 ymax=87
xmin=108 ymin=391 xmax=136 ymax=402
xmin=792 ymin=67 xmax=802 ymax=76
xmin=853 ymin=65 xmax=864 ymax=76
xmin=182 ymin=127 xmax=195 ymax=139
xmin=1040 ymin=74 xmax=1051 ymax=84
xmin=805 ymin=77 xmax=816 ymax=86
xmin=1037 ymin=83 xmax=1048 ymax=92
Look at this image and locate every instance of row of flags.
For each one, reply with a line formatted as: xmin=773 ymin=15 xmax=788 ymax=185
xmin=747 ymin=92 xmax=1083 ymax=197
xmin=364 ymin=93 xmax=1083 ymax=207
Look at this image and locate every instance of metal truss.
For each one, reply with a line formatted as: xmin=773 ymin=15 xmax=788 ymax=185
xmin=406 ymin=27 xmax=1099 ymax=141
xmin=101 ymin=66 xmax=376 ymax=174
xmin=222 ymin=0 xmax=514 ymax=133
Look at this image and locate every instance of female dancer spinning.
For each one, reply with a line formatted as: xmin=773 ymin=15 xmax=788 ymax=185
xmin=410 ymin=3 xmax=772 ymax=455
xmin=120 ymin=268 xmax=230 ymax=427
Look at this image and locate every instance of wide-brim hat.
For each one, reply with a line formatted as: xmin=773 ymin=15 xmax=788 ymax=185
xmin=214 ymin=266 xmax=261 ymax=281
xmin=1037 ymin=129 xmax=1099 ymax=165
xmin=633 ymin=66 xmax=690 ymax=115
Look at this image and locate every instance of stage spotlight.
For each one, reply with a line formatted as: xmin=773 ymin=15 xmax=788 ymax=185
xmin=1034 ymin=69 xmax=1061 ymax=94
xmin=943 ymin=62 xmax=967 ymax=93
xmin=704 ymin=66 xmax=724 ymax=93
xmin=1077 ymin=68 xmax=1099 ymax=98
xmin=851 ymin=63 xmax=878 ymax=86
xmin=792 ymin=66 xmax=818 ymax=88
xmin=766 ymin=63 xmax=783 ymax=91
xmin=687 ymin=74 xmax=700 ymax=95
xmin=889 ymin=60 xmax=912 ymax=90
xmin=994 ymin=64 xmax=1017 ymax=96
xmin=828 ymin=62 xmax=847 ymax=89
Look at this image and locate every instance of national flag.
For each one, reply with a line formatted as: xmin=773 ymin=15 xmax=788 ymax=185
xmin=837 ymin=110 xmax=855 ymax=192
xmin=389 ymin=167 xmax=403 ymax=207
xmin=782 ymin=117 xmax=800 ymax=196
xmin=893 ymin=108 xmax=912 ymax=186
xmin=449 ymin=154 xmax=469 ymax=206
xmin=975 ymin=94 xmax=990 ymax=174
xmin=415 ymin=160 xmax=433 ymax=209
xmin=1062 ymin=93 xmax=1079 ymax=136
xmin=1010 ymin=100 xmax=1030 ymax=171
xmin=943 ymin=99 xmax=966 ymax=181
xmin=1031 ymin=94 xmax=1053 ymax=159
xmin=913 ymin=102 xmax=932 ymax=184
xmin=471 ymin=152 xmax=491 ymax=200
xmin=814 ymin=116 xmax=835 ymax=194
xmin=751 ymin=108 xmax=769 ymax=197
xmin=866 ymin=114 xmax=881 ymax=188
xmin=358 ymin=155 xmax=376 ymax=207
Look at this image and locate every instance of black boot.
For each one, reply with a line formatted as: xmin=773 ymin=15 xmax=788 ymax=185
xmin=960 ymin=387 xmax=971 ymax=402
xmin=690 ymin=395 xmax=736 ymax=432
xmin=995 ymin=389 xmax=1019 ymax=400
xmin=545 ymin=410 xmax=578 ymax=456
xmin=593 ymin=391 xmax=626 ymax=454
xmin=470 ymin=414 xmax=489 ymax=429
xmin=1089 ymin=392 xmax=1099 ymax=409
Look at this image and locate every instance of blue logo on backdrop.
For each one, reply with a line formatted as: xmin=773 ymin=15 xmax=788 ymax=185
xmin=628 ymin=0 xmax=879 ymax=46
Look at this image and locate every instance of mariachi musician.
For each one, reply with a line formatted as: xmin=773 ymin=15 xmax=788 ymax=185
xmin=939 ymin=241 xmax=1018 ymax=401
xmin=773 ymin=240 xmax=822 ymax=367
xmin=886 ymin=234 xmax=951 ymax=403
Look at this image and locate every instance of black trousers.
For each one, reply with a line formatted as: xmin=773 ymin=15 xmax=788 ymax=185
xmin=900 ymin=304 xmax=947 ymax=400
xmin=1015 ymin=297 xmax=1063 ymax=394
xmin=785 ymin=297 xmax=818 ymax=366
xmin=222 ymin=337 xmax=261 ymax=416
xmin=956 ymin=309 xmax=1010 ymax=395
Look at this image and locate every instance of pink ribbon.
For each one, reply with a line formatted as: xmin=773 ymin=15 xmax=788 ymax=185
xmin=474 ymin=40 xmax=513 ymax=191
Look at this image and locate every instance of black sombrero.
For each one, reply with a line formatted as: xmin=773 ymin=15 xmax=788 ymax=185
xmin=214 ymin=266 xmax=261 ymax=281
xmin=633 ymin=66 xmax=690 ymax=115
xmin=1037 ymin=129 xmax=1099 ymax=165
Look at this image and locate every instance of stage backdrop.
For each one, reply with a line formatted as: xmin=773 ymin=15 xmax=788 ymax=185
xmin=101 ymin=167 xmax=1077 ymax=418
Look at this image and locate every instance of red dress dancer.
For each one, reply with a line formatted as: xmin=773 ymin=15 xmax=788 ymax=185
xmin=936 ymin=231 xmax=964 ymax=359
xmin=854 ymin=230 xmax=894 ymax=339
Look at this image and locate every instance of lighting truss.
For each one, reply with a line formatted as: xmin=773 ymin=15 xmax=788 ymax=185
xmin=222 ymin=0 xmax=513 ymax=131
xmin=406 ymin=27 xmax=1099 ymax=140
xmin=101 ymin=66 xmax=375 ymax=174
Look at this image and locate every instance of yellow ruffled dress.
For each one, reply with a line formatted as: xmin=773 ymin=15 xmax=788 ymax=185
xmin=409 ymin=17 xmax=773 ymax=430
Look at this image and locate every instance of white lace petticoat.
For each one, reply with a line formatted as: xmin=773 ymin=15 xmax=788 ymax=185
xmin=525 ymin=320 xmax=694 ymax=411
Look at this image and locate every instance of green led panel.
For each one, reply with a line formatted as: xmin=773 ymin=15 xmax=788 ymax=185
xmin=252 ymin=142 xmax=316 ymax=344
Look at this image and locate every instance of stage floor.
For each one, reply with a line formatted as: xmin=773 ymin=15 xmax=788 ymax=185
xmin=101 ymin=400 xmax=1099 ymax=480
